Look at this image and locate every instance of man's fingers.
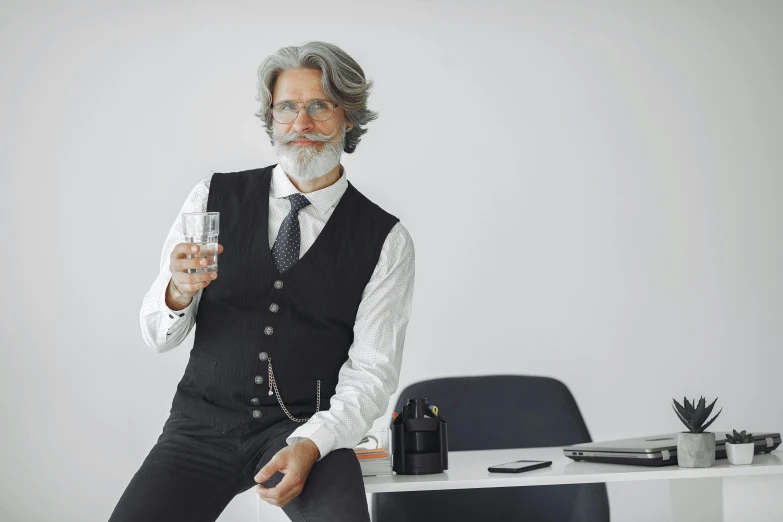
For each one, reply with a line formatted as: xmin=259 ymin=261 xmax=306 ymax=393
xmin=255 ymin=454 xmax=293 ymax=506
xmin=257 ymin=473 xmax=303 ymax=508
xmin=171 ymin=242 xmax=224 ymax=258
xmin=173 ymin=277 xmax=215 ymax=294
xmin=279 ymin=476 xmax=304 ymax=506
xmin=255 ymin=446 xmax=312 ymax=507
xmin=170 ymin=263 xmax=217 ymax=281
xmin=171 ymin=242 xmax=201 ymax=258
xmin=173 ymin=255 xmax=213 ymax=273
xmin=255 ymin=455 xmax=282 ymax=483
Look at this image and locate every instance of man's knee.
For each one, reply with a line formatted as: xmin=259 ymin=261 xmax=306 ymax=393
xmin=285 ymin=448 xmax=369 ymax=522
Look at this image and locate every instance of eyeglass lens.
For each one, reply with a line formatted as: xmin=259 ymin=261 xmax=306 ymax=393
xmin=272 ymin=100 xmax=334 ymax=123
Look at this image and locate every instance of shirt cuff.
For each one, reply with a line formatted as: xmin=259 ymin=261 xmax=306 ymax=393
xmin=286 ymin=423 xmax=338 ymax=462
xmin=159 ymin=283 xmax=194 ymax=335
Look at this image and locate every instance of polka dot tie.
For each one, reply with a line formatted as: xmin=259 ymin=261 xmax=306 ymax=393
xmin=271 ymin=193 xmax=312 ymax=273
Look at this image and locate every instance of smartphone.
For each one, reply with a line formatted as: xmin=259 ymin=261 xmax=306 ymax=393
xmin=487 ymin=459 xmax=552 ymax=473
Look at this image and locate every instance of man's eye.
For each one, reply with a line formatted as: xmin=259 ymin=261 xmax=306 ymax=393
xmin=310 ymin=102 xmax=327 ymax=110
xmin=282 ymin=103 xmax=297 ymax=111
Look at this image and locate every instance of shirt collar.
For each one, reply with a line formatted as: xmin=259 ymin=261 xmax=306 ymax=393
xmin=270 ymin=164 xmax=348 ymax=215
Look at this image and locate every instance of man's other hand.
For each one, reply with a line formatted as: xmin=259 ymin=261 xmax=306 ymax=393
xmin=254 ymin=439 xmax=321 ymax=507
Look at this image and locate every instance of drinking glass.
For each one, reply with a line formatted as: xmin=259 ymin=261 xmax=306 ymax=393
xmin=182 ymin=212 xmax=219 ymax=273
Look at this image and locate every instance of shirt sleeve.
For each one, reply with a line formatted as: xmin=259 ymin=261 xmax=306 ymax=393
xmin=139 ymin=178 xmax=211 ymax=353
xmin=286 ymin=221 xmax=416 ymax=460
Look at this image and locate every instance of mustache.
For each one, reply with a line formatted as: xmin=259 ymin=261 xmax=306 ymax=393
xmin=274 ymin=129 xmax=339 ymax=145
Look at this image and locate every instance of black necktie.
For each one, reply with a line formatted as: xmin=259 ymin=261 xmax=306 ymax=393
xmin=271 ymin=193 xmax=311 ymax=273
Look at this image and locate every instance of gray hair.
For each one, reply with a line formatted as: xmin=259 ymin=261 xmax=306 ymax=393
xmin=254 ymin=42 xmax=378 ymax=154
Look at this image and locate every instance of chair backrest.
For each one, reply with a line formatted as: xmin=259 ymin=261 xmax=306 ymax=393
xmin=372 ymin=375 xmax=610 ymax=522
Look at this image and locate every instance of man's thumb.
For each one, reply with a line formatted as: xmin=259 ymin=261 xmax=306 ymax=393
xmin=255 ymin=457 xmax=279 ymax=483
xmin=255 ymin=466 xmax=271 ymax=483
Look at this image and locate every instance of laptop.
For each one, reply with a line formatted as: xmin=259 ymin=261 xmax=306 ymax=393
xmin=563 ymin=431 xmax=781 ymax=466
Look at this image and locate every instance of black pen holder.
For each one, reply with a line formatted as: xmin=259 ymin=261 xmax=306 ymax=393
xmin=392 ymin=398 xmax=448 ymax=475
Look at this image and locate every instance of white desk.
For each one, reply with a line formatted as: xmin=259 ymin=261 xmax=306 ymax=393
xmin=364 ymin=447 xmax=783 ymax=521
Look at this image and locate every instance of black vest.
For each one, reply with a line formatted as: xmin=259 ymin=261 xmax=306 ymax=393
xmin=171 ymin=165 xmax=400 ymax=433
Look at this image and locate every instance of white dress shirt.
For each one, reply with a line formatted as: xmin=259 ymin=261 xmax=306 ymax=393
xmin=139 ymin=164 xmax=415 ymax=460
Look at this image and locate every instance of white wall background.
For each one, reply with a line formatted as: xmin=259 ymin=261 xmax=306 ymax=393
xmin=1 ymin=1 xmax=781 ymax=521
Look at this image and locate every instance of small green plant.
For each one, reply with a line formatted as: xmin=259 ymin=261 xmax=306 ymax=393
xmin=726 ymin=429 xmax=754 ymax=444
xmin=672 ymin=396 xmax=722 ymax=433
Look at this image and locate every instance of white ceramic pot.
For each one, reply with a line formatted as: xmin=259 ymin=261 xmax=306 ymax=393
xmin=726 ymin=442 xmax=755 ymax=465
xmin=677 ymin=432 xmax=716 ymax=468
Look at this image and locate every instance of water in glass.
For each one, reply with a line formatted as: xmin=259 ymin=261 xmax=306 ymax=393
xmin=186 ymin=242 xmax=218 ymax=273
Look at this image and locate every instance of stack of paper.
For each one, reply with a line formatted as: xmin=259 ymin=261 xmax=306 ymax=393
xmin=355 ymin=448 xmax=392 ymax=476
xmin=354 ymin=428 xmax=393 ymax=476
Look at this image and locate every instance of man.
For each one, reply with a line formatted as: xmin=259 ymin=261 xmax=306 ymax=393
xmin=110 ymin=42 xmax=415 ymax=522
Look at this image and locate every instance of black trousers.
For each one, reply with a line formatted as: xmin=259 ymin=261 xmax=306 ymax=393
xmin=108 ymin=411 xmax=370 ymax=522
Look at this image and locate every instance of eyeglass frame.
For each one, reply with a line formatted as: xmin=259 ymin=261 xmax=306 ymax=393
xmin=270 ymin=99 xmax=340 ymax=124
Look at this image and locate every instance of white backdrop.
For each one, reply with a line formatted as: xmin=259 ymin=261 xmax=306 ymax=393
xmin=1 ymin=1 xmax=782 ymax=521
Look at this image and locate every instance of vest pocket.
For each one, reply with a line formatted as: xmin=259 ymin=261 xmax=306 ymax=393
xmin=185 ymin=354 xmax=217 ymax=375
xmin=182 ymin=355 xmax=217 ymax=401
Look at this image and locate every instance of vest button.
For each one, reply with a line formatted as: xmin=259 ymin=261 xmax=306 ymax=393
xmin=269 ymin=303 xmax=279 ymax=313
xmin=259 ymin=352 xmax=268 ymax=362
xmin=254 ymin=375 xmax=264 ymax=384
xmin=274 ymin=280 xmax=284 ymax=289
xmin=250 ymin=398 xmax=261 ymax=405
xmin=264 ymin=326 xmax=274 ymax=335
xmin=252 ymin=409 xmax=262 ymax=418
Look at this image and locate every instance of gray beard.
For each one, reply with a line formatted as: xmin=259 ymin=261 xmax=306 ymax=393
xmin=274 ymin=127 xmax=345 ymax=183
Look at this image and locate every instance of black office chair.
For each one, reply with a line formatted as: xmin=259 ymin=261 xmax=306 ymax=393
xmin=372 ymin=375 xmax=610 ymax=522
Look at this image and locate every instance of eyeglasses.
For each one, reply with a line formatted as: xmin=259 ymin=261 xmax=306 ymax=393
xmin=271 ymin=99 xmax=339 ymax=124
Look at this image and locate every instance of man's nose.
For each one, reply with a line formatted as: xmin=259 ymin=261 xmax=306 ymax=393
xmin=291 ymin=110 xmax=315 ymax=134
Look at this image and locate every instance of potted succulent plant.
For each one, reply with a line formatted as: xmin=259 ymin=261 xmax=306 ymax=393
xmin=672 ymin=396 xmax=722 ymax=468
xmin=725 ymin=429 xmax=755 ymax=465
